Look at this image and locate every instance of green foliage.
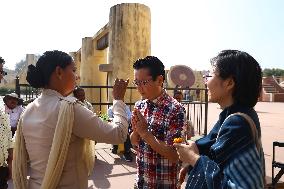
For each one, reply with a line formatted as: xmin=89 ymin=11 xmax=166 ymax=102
xmin=15 ymin=60 xmax=26 ymax=74
xmin=0 ymin=88 xmax=15 ymax=96
xmin=98 ymin=112 xmax=110 ymax=121
xmin=263 ymin=68 xmax=284 ymax=77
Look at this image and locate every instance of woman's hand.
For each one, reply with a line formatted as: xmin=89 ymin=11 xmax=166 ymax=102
xmin=112 ymin=78 xmax=129 ymax=100
xmin=173 ymin=141 xmax=200 ymax=166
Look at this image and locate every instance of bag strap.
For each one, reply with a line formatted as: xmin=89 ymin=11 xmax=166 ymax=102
xmin=217 ymin=112 xmax=266 ymax=185
xmin=217 ymin=112 xmax=261 ymax=153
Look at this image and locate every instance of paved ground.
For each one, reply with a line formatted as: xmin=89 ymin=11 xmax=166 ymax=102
xmin=88 ymin=143 xmax=137 ymax=189
xmin=8 ymin=102 xmax=284 ymax=188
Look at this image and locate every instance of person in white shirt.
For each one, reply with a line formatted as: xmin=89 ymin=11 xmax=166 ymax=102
xmin=73 ymin=87 xmax=94 ymax=112
xmin=173 ymin=91 xmax=195 ymax=140
xmin=108 ymin=104 xmax=133 ymax=162
xmin=3 ymin=93 xmax=24 ymax=136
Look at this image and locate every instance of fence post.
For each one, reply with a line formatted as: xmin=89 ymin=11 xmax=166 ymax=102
xmin=204 ymin=87 xmax=208 ymax=135
xmin=15 ymin=76 xmax=20 ymax=97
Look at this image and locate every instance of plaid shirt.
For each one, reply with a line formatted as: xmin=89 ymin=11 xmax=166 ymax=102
xmin=134 ymin=90 xmax=185 ymax=189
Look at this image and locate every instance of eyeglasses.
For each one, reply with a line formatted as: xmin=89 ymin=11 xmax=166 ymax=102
xmin=132 ymin=79 xmax=152 ymax=86
xmin=202 ymin=74 xmax=213 ymax=79
xmin=202 ymin=73 xmax=213 ymax=83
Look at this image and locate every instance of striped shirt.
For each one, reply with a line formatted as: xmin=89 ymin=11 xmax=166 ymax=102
xmin=186 ymin=104 xmax=265 ymax=189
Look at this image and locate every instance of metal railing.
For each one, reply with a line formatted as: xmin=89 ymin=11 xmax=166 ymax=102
xmin=15 ymin=77 xmax=208 ymax=135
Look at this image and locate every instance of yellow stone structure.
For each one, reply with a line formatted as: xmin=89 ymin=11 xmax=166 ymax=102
xmin=17 ymin=3 xmax=151 ymax=113
xmin=107 ymin=3 xmax=151 ymax=104
xmin=18 ymin=54 xmax=37 ymax=85
xmin=73 ymin=3 xmax=151 ymax=112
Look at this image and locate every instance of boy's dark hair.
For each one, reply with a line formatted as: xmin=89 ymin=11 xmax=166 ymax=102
xmin=26 ymin=50 xmax=73 ymax=88
xmin=211 ymin=50 xmax=262 ymax=107
xmin=133 ymin=56 xmax=165 ymax=81
xmin=73 ymin=86 xmax=84 ymax=95
xmin=174 ymin=90 xmax=183 ymax=96
xmin=0 ymin=56 xmax=5 ymax=64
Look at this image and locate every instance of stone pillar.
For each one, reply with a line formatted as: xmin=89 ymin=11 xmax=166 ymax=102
xmin=26 ymin=54 xmax=36 ymax=65
xmin=108 ymin=3 xmax=151 ymax=103
xmin=80 ymin=37 xmax=107 ymax=113
xmin=19 ymin=54 xmax=37 ymax=84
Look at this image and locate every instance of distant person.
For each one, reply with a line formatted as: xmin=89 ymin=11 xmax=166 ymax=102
xmin=73 ymin=86 xmax=94 ymax=112
xmin=13 ymin=50 xmax=129 ymax=189
xmin=173 ymin=90 xmax=183 ymax=103
xmin=3 ymin=93 xmax=24 ymax=136
xmin=108 ymin=104 xmax=133 ymax=162
xmin=130 ymin=56 xmax=185 ymax=188
xmin=0 ymin=56 xmax=13 ymax=189
xmin=184 ymin=86 xmax=190 ymax=101
xmin=173 ymin=91 xmax=194 ymax=141
xmin=174 ymin=50 xmax=265 ymax=188
xmin=173 ymin=85 xmax=180 ymax=96
xmin=0 ymin=57 xmax=7 ymax=84
xmin=195 ymin=85 xmax=200 ymax=101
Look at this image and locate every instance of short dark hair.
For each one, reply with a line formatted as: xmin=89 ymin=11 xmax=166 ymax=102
xmin=174 ymin=90 xmax=183 ymax=96
xmin=73 ymin=86 xmax=84 ymax=95
xmin=133 ymin=56 xmax=165 ymax=81
xmin=211 ymin=50 xmax=262 ymax=107
xmin=0 ymin=56 xmax=5 ymax=64
xmin=26 ymin=50 xmax=73 ymax=88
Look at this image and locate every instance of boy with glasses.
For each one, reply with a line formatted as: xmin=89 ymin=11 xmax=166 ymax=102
xmin=130 ymin=56 xmax=185 ymax=188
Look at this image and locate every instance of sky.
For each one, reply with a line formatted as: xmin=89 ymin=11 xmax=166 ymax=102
xmin=1 ymin=0 xmax=284 ymax=71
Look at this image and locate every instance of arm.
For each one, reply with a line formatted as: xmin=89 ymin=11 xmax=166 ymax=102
xmin=73 ymin=100 xmax=128 ymax=144
xmin=73 ymin=78 xmax=129 ymax=144
xmin=141 ymin=131 xmax=179 ymax=162
xmin=134 ymin=109 xmax=183 ymax=162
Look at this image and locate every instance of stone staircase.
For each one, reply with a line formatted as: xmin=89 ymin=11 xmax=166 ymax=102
xmin=261 ymin=76 xmax=284 ymax=102
xmin=263 ymin=84 xmax=279 ymax=93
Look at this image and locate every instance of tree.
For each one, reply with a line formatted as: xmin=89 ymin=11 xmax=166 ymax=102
xmin=14 ymin=60 xmax=26 ymax=74
xmin=263 ymin=68 xmax=284 ymax=77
